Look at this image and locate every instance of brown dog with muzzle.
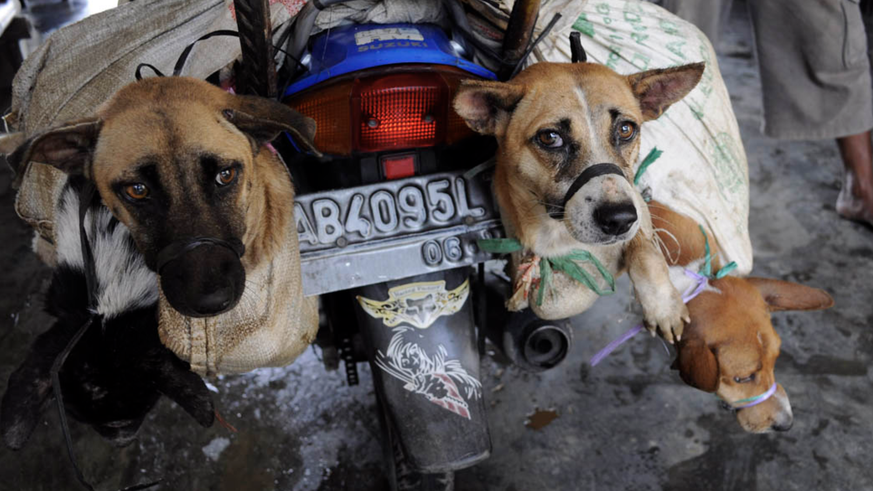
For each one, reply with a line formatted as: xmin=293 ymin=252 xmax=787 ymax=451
xmin=7 ymin=76 xmax=318 ymax=319
xmin=453 ymin=61 xmax=704 ymax=343
xmin=5 ymin=77 xmax=321 ymax=375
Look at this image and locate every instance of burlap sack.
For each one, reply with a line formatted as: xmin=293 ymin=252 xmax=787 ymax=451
xmin=158 ymin=217 xmax=319 ymax=376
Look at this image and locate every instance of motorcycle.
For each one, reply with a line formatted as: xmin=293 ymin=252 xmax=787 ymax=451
xmin=252 ymin=0 xmax=572 ymax=488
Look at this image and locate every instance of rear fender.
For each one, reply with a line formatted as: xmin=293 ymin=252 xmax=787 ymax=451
xmin=354 ymin=268 xmax=491 ymax=473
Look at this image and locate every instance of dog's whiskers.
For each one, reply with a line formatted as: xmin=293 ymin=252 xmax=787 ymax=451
xmin=652 ymin=227 xmax=681 ymax=264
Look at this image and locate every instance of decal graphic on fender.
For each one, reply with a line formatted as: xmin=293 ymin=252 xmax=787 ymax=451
xmin=374 ymin=326 xmax=482 ymax=420
xmin=357 ymin=280 xmax=469 ymax=329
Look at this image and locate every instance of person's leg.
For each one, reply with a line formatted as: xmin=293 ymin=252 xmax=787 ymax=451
xmin=836 ymin=131 xmax=873 ymax=225
xmin=749 ymin=0 xmax=873 ymax=224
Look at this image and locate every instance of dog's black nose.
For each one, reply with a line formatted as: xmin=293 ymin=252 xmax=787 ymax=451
xmin=593 ymin=202 xmax=638 ymax=236
xmin=772 ymin=420 xmax=794 ymax=432
xmin=194 ymin=286 xmax=235 ymax=315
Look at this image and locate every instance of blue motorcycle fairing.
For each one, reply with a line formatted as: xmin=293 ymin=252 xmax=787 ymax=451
xmin=284 ymin=23 xmax=496 ymax=97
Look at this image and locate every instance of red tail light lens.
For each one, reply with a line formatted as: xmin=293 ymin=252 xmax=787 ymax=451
xmin=356 ymin=74 xmax=443 ymax=152
xmin=285 ymin=65 xmax=478 ymax=156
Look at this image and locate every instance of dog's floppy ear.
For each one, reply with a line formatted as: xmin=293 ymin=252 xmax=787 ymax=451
xmin=225 ymin=94 xmax=322 ymax=157
xmin=627 ymin=62 xmax=705 ymax=121
xmin=672 ymin=338 xmax=719 ymax=392
xmin=453 ymin=80 xmax=525 ymax=135
xmin=746 ymin=278 xmax=834 ymax=312
xmin=4 ymin=118 xmax=102 ymax=187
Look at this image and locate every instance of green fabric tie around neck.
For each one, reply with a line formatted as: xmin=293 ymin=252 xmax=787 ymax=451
xmin=477 ymin=238 xmax=616 ymax=306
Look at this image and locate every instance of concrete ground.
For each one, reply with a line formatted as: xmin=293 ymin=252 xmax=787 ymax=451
xmin=1 ymin=2 xmax=872 ymax=490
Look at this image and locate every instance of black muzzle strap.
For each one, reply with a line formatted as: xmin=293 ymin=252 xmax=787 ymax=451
xmin=156 ymin=237 xmax=245 ymax=274
xmin=562 ymin=163 xmax=627 ymax=208
xmin=78 ymin=182 xmax=99 ymax=305
xmin=550 ymin=163 xmax=627 ymax=220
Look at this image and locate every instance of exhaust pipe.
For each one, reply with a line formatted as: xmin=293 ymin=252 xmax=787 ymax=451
xmin=482 ymin=286 xmax=572 ymax=371
xmin=520 ymin=320 xmax=572 ymax=370
xmin=490 ymin=309 xmax=572 ymax=372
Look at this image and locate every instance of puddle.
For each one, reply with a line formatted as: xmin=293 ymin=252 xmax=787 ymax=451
xmin=525 ymin=408 xmax=559 ymax=430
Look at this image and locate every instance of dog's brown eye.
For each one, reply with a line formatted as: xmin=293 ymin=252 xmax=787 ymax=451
xmin=734 ymin=374 xmax=756 ymax=383
xmin=216 ymin=168 xmax=237 ymax=186
xmin=125 ymin=183 xmax=149 ymax=200
xmin=536 ymin=130 xmax=563 ymax=148
xmin=617 ymin=121 xmax=636 ymax=141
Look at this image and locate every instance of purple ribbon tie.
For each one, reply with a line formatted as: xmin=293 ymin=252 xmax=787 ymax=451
xmin=590 ymin=269 xmax=708 ymax=367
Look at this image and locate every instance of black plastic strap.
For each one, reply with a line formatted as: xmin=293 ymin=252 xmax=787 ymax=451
xmin=570 ymin=31 xmax=587 ymax=63
xmin=78 ymin=182 xmax=99 ymax=307
xmin=562 ymin=163 xmax=627 ymax=208
xmin=135 ymin=63 xmax=165 ymax=80
xmin=51 ymin=316 xmax=94 ymax=491
xmin=172 ymin=30 xmax=239 ymax=77
xmin=156 ymin=237 xmax=245 ymax=273
xmin=508 ymin=13 xmax=562 ymax=80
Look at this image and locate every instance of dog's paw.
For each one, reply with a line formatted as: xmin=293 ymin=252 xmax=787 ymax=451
xmin=642 ymin=288 xmax=689 ymax=344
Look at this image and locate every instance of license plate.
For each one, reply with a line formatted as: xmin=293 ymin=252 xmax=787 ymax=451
xmin=295 ymin=172 xmax=497 ymax=252
xmin=295 ymin=171 xmax=503 ymax=296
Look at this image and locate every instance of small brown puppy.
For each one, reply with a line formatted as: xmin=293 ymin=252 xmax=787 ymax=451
xmin=653 ymin=204 xmax=833 ymax=433
xmin=454 ymin=62 xmax=705 ymax=342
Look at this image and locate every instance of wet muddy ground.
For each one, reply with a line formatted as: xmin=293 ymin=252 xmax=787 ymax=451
xmin=1 ymin=1 xmax=872 ymax=490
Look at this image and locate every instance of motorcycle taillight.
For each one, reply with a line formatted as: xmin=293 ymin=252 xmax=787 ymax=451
xmin=285 ymin=65 xmax=477 ymax=156
xmin=356 ymin=73 xmax=442 ymax=152
xmin=289 ymin=80 xmax=354 ymax=155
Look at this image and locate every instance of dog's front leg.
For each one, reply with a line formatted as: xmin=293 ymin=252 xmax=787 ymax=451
xmin=625 ymin=231 xmax=689 ymax=343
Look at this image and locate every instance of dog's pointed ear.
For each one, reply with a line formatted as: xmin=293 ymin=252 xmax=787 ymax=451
xmin=627 ymin=62 xmax=705 ymax=121
xmin=453 ymin=80 xmax=525 ymax=136
xmin=746 ymin=278 xmax=834 ymax=312
xmin=4 ymin=119 xmax=102 ymax=187
xmin=224 ymin=95 xmax=322 ymax=158
xmin=673 ymin=338 xmax=719 ymax=393
xmin=151 ymin=350 xmax=215 ymax=428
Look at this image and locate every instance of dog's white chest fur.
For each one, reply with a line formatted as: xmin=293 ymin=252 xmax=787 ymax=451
xmin=54 ymin=185 xmax=158 ymax=318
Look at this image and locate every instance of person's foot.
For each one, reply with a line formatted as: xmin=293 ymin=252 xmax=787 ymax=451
xmin=835 ymin=131 xmax=873 ymax=227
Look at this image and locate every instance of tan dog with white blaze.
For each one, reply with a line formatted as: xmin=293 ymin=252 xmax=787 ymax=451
xmin=454 ymin=62 xmax=705 ymax=342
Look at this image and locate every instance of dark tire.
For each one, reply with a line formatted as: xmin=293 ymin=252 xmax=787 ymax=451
xmin=376 ymin=391 xmax=454 ymax=491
